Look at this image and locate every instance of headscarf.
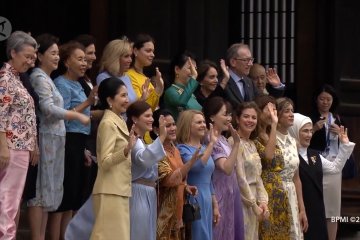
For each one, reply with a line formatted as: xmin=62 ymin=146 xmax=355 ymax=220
xmin=288 ymin=113 xmax=312 ymax=145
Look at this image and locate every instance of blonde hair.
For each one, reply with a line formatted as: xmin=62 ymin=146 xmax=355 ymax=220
xmin=99 ymin=39 xmax=132 ymax=76
xmin=176 ymin=110 xmax=204 ymax=144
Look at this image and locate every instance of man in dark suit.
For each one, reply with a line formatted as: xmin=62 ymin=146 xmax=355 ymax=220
xmin=224 ymin=43 xmax=285 ymax=108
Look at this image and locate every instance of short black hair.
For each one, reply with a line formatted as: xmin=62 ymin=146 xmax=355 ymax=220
xmin=98 ymin=77 xmax=126 ymax=110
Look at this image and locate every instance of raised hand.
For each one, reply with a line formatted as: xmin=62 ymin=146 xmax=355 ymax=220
xmin=125 ymin=124 xmax=138 ymax=157
xmin=158 ymin=115 xmax=168 ymax=142
xmin=267 ymin=102 xmax=278 ymax=124
xmin=188 ymin=57 xmax=198 ymax=79
xmin=140 ymin=78 xmax=151 ymax=101
xmin=338 ymin=125 xmax=350 ymax=144
xmin=266 ymin=68 xmax=282 ymax=87
xmin=229 ymin=124 xmax=240 ymax=144
xmin=153 ymin=67 xmax=164 ymax=95
xmin=220 ymin=59 xmax=230 ymax=80
xmin=209 ymin=123 xmax=219 ymax=144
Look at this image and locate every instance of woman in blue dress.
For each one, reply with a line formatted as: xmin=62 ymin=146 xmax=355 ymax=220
xmin=126 ymin=101 xmax=167 ymax=240
xmin=177 ymin=110 xmax=220 ymax=240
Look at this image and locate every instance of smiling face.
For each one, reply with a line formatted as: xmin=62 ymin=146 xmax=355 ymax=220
xmin=119 ymin=48 xmax=132 ymax=74
xmin=299 ymin=122 xmax=313 ymax=148
xmin=134 ymin=41 xmax=155 ymax=67
xmin=108 ymin=85 xmax=129 ymax=115
xmin=10 ymin=44 xmax=37 ymax=73
xmin=164 ymin=115 xmax=177 ymax=141
xmin=278 ymin=103 xmax=294 ymax=129
xmin=134 ymin=108 xmax=154 ymax=133
xmin=250 ymin=65 xmax=266 ymax=92
xmin=190 ymin=114 xmax=207 ymax=139
xmin=201 ymin=67 xmax=218 ymax=92
xmin=175 ymin=58 xmax=196 ymax=84
xmin=84 ymin=44 xmax=96 ymax=69
xmin=65 ymin=48 xmax=87 ymax=79
xmin=230 ymin=46 xmax=254 ymax=77
xmin=237 ymin=108 xmax=258 ymax=135
xmin=317 ymin=91 xmax=333 ymax=114
xmin=38 ymin=43 xmax=59 ymax=73
xmin=212 ymin=104 xmax=232 ymax=132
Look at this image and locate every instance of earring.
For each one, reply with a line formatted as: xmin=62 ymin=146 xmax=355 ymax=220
xmin=176 ymin=73 xmax=179 ymax=79
xmin=109 ymin=104 xmax=112 ymax=109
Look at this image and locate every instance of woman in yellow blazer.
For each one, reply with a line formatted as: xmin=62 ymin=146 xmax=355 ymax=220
xmin=90 ymin=77 xmax=136 ymax=240
xmin=127 ymin=33 xmax=164 ymax=111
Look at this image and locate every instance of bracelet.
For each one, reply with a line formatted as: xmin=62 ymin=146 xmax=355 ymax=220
xmin=73 ymin=107 xmax=77 ymax=112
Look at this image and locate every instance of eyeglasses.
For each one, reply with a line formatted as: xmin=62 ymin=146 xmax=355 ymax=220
xmin=234 ymin=57 xmax=255 ymax=63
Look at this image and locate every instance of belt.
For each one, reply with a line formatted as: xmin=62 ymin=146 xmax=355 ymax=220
xmin=133 ymin=178 xmax=156 ymax=188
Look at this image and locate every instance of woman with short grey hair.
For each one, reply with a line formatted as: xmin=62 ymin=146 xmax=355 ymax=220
xmin=0 ymin=30 xmax=39 ymax=239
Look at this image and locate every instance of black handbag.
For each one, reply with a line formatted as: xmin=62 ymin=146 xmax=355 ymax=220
xmin=182 ymin=195 xmax=201 ymax=222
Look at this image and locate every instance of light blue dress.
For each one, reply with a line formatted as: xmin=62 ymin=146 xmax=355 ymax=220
xmin=64 ymin=137 xmax=165 ymax=240
xmin=28 ymin=68 xmax=67 ymax=211
xmin=130 ymin=137 xmax=166 ymax=240
xmin=177 ymin=144 xmax=215 ymax=240
xmin=96 ymin=71 xmax=137 ymax=103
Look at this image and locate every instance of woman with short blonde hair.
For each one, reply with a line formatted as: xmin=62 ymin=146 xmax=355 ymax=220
xmin=96 ymin=39 xmax=137 ymax=103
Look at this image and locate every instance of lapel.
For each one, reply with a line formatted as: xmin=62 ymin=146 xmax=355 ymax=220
xmin=299 ymin=153 xmax=323 ymax=194
xmin=228 ymin=77 xmax=244 ymax=102
xmin=103 ymin=110 xmax=129 ymax=137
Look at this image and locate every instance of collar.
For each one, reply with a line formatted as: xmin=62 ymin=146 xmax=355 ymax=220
xmin=299 ymin=147 xmax=307 ymax=159
xmin=103 ymin=109 xmax=129 ymax=136
xmin=276 ymin=130 xmax=290 ymax=145
xmin=229 ymin=69 xmax=243 ymax=82
xmin=4 ymin=62 xmax=20 ymax=77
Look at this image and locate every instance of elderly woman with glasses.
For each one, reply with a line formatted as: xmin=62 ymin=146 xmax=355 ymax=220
xmin=0 ymin=31 xmax=39 ymax=239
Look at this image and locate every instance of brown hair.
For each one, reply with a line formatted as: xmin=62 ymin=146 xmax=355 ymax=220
xmin=126 ymin=101 xmax=151 ymax=130
xmin=235 ymin=101 xmax=260 ymax=140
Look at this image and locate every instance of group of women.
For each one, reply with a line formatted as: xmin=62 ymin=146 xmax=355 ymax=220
xmin=0 ymin=30 xmax=356 ymax=240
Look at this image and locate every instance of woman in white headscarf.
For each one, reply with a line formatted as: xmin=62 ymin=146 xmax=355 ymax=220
xmin=288 ymin=113 xmax=355 ymax=240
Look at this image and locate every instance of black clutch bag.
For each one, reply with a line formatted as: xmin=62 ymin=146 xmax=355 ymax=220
xmin=182 ymin=195 xmax=201 ymax=222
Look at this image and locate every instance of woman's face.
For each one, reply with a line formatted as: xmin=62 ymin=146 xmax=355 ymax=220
xmin=108 ymin=85 xmax=129 ymax=115
xmin=164 ymin=115 xmax=177 ymax=141
xmin=39 ymin=43 xmax=59 ymax=72
xmin=237 ymin=108 xmax=257 ymax=135
xmin=278 ymin=103 xmax=294 ymax=129
xmin=84 ymin=44 xmax=96 ymax=70
xmin=212 ymin=105 xmax=231 ymax=132
xmin=176 ymin=58 xmax=196 ymax=82
xmin=119 ymin=49 xmax=133 ymax=74
xmin=299 ymin=122 xmax=313 ymax=148
xmin=190 ymin=114 xmax=207 ymax=139
xmin=200 ymin=67 xmax=218 ymax=92
xmin=134 ymin=41 xmax=154 ymax=67
xmin=65 ymin=48 xmax=87 ymax=78
xmin=316 ymin=91 xmax=333 ymax=113
xmin=10 ymin=44 xmax=36 ymax=73
xmin=134 ymin=108 xmax=154 ymax=132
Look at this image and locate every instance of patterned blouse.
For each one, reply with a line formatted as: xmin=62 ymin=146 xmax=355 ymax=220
xmin=0 ymin=63 xmax=37 ymax=151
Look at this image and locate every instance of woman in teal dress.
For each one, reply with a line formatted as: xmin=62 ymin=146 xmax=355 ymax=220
xmin=163 ymin=51 xmax=202 ymax=120
xmin=177 ymin=110 xmax=220 ymax=240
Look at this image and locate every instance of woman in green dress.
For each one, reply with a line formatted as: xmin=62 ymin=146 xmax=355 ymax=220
xmin=163 ymin=51 xmax=202 ymax=120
